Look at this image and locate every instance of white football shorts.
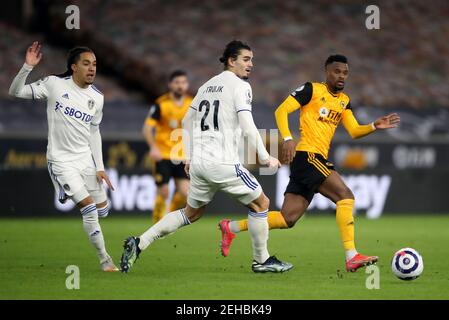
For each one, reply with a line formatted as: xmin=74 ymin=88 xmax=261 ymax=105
xmin=187 ymin=160 xmax=262 ymax=208
xmin=47 ymin=155 xmax=107 ymax=205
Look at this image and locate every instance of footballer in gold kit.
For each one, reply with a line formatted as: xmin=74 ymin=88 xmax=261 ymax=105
xmin=220 ymin=55 xmax=400 ymax=272
xmin=143 ymin=70 xmax=192 ymax=223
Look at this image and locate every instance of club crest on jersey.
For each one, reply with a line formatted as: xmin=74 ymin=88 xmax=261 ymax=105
xmin=319 ymin=107 xmax=329 ymax=117
xmin=246 ymin=89 xmax=252 ymax=104
xmin=88 ymin=99 xmax=95 ymax=109
xmin=341 ymin=101 xmax=345 ymax=108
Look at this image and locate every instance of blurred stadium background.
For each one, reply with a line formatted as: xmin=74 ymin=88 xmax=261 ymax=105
xmin=1 ymin=0 xmax=448 ymax=218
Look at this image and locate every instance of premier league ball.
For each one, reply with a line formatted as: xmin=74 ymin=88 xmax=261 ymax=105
xmin=391 ymin=248 xmax=424 ymax=280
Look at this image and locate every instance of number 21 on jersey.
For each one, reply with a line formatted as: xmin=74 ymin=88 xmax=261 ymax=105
xmin=198 ymin=100 xmax=219 ymax=131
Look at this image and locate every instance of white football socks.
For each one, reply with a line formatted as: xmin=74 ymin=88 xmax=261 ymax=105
xmin=248 ymin=210 xmax=270 ymax=264
xmin=229 ymin=221 xmax=241 ymax=233
xmin=80 ymin=204 xmax=109 ymax=263
xmin=345 ymin=249 xmax=358 ymax=261
xmin=139 ymin=208 xmax=191 ymax=251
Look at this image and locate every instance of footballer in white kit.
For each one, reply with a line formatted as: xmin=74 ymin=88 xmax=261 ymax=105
xmin=186 ymin=69 xmax=263 ymax=207
xmin=120 ymin=40 xmax=293 ymax=274
xmin=9 ymin=42 xmax=118 ymax=272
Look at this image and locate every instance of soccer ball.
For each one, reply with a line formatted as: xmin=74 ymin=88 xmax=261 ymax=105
xmin=391 ymin=248 xmax=424 ymax=280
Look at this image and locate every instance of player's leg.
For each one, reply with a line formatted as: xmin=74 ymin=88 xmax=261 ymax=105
xmin=318 ymin=170 xmax=378 ymax=272
xmin=152 ymin=160 xmax=171 ymax=223
xmin=120 ymin=205 xmax=201 ymax=273
xmin=76 ymin=196 xmax=117 ymax=271
xmin=120 ymin=161 xmax=212 ymax=273
xmin=154 ymin=184 xmax=169 ymax=222
xmin=168 ymin=163 xmax=189 ymax=212
xmin=225 ymin=193 xmax=308 ymax=235
xmin=139 ymin=204 xmax=204 ymax=251
xmin=245 ymin=191 xmax=270 ymax=265
xmin=47 ymin=162 xmax=69 ymax=204
xmin=81 ymin=159 xmax=119 ymax=271
xmin=245 ymin=191 xmax=293 ymax=273
xmin=89 ymin=185 xmax=118 ymax=271
xmin=49 ymin=160 xmax=115 ymax=270
xmin=220 ymin=164 xmax=292 ymax=272
xmin=221 ymin=153 xmax=314 ymax=244
xmin=220 ymin=193 xmax=307 ymax=259
xmin=96 ymin=200 xmax=110 ymax=218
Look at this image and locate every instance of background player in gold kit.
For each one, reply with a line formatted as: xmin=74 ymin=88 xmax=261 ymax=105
xmin=143 ymin=70 xmax=192 ymax=222
xmin=219 ymin=54 xmax=400 ymax=272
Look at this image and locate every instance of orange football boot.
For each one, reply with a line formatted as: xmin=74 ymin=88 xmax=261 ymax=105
xmin=218 ymin=219 xmax=236 ymax=257
xmin=346 ymin=253 xmax=378 ymax=272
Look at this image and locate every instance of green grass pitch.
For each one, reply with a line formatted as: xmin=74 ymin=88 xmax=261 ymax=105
xmin=1 ymin=214 xmax=448 ymax=300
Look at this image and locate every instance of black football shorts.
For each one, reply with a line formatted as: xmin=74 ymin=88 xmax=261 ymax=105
xmin=153 ymin=159 xmax=188 ymax=186
xmin=284 ymin=151 xmax=335 ymax=203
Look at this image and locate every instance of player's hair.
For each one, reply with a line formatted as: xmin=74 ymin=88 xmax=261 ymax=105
xmin=169 ymin=70 xmax=187 ymax=82
xmin=56 ymin=46 xmax=94 ymax=78
xmin=219 ymin=40 xmax=251 ymax=69
xmin=325 ymin=54 xmax=348 ymax=68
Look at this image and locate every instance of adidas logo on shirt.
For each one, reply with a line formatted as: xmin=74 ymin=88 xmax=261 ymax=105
xmin=62 ymin=93 xmax=69 ymax=99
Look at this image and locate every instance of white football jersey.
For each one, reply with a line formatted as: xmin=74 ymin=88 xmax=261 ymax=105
xmin=29 ymin=75 xmax=104 ymax=162
xmin=190 ymin=70 xmax=253 ymax=164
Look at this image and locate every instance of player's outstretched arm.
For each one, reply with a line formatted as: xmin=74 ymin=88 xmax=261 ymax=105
xmin=373 ymin=113 xmax=401 ymax=129
xmin=342 ymin=109 xmax=400 ymax=139
xmin=9 ymin=41 xmax=44 ymax=99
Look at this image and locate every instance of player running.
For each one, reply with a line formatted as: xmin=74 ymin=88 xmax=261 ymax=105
xmin=120 ymin=40 xmax=292 ymax=274
xmin=9 ymin=42 xmax=118 ymax=272
xmin=142 ymin=70 xmax=192 ymax=223
xmin=219 ymin=54 xmax=400 ymax=272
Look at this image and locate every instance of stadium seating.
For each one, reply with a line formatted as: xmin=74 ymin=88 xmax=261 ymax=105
xmin=61 ymin=0 xmax=449 ymax=109
xmin=1 ymin=0 xmax=448 ymax=136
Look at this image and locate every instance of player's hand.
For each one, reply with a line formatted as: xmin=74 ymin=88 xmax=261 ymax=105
xmin=149 ymin=146 xmax=163 ymax=161
xmin=184 ymin=163 xmax=190 ymax=178
xmin=282 ymin=139 xmax=296 ymax=164
xmin=260 ymin=156 xmax=281 ymax=174
xmin=268 ymin=156 xmax=281 ymax=169
xmin=96 ymin=171 xmax=115 ymax=191
xmin=25 ymin=41 xmax=43 ymax=66
xmin=374 ymin=113 xmax=400 ymax=129
xmin=261 ymin=156 xmax=281 ymax=168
